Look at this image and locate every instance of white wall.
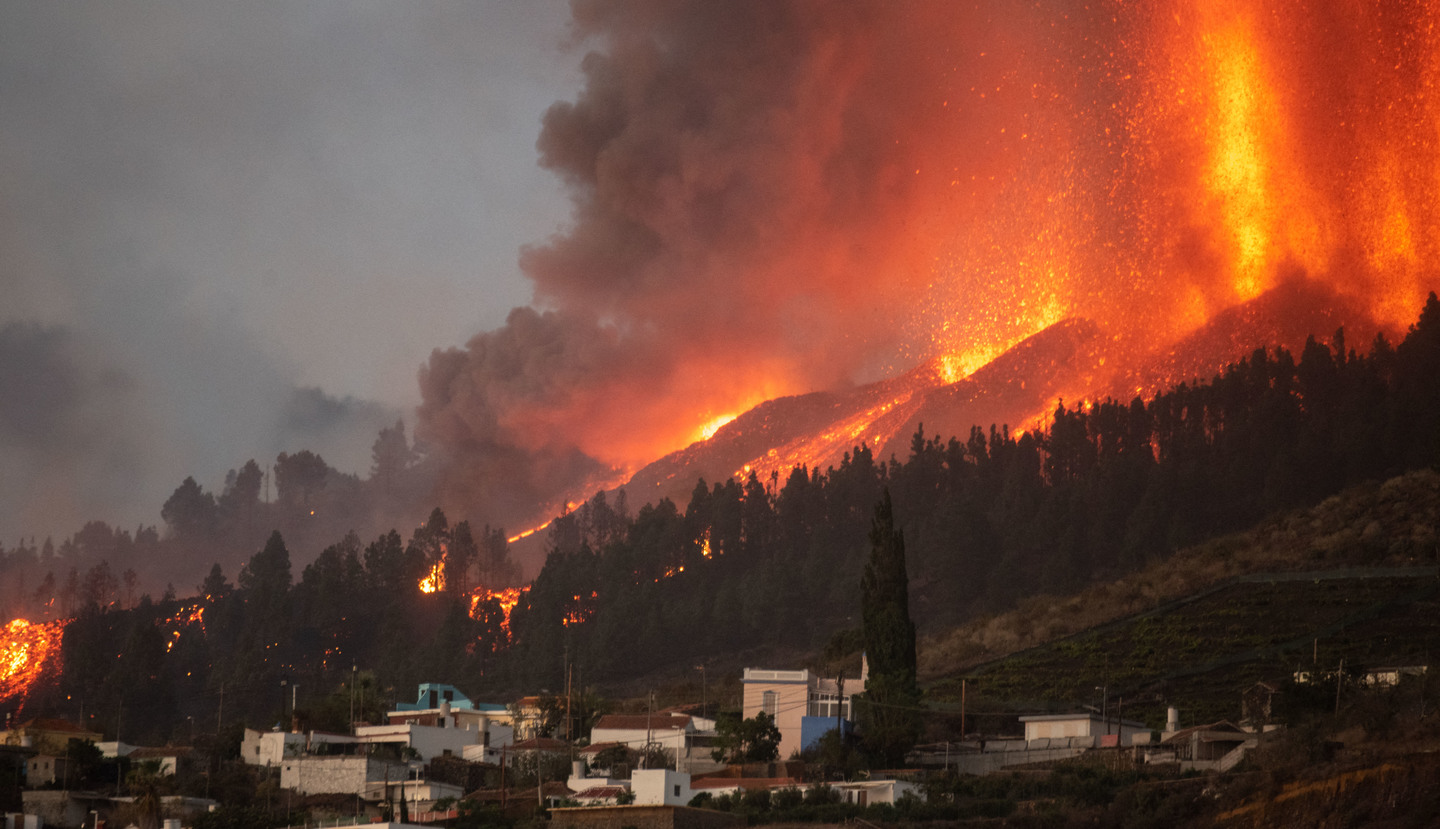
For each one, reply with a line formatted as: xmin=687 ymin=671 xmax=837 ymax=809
xmin=355 ymin=722 xmax=481 ymax=762
xmin=631 ymin=769 xmax=692 ymax=806
xmin=241 ymin=729 xmax=306 ymax=766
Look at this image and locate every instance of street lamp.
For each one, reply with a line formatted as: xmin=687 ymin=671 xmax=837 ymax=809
xmin=695 ymin=665 xmax=707 ymax=717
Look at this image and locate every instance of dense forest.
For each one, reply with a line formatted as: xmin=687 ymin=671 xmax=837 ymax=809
xmin=9 ymin=295 xmax=1440 ymax=744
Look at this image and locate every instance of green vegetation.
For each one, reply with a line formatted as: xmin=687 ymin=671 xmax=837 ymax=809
xmin=934 ymin=570 xmax=1440 ymax=729
xmin=856 ymin=489 xmax=923 ymax=766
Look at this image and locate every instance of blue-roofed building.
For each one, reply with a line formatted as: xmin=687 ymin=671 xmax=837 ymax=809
xmin=395 ymin=683 xmax=476 ymax=712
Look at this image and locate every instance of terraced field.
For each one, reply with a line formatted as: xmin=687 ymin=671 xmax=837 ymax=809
xmin=927 ymin=568 xmax=1440 ymax=730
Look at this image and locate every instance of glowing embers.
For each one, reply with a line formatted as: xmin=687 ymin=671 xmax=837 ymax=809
xmin=159 ymin=603 xmax=207 ymax=653
xmin=699 ymin=530 xmax=714 ymax=559
xmin=419 ymin=562 xmax=445 ymax=594
xmin=563 ymin=591 xmax=599 ymax=627
xmin=469 ymin=586 xmax=527 ymax=636
xmin=0 ymin=618 xmax=67 ymax=705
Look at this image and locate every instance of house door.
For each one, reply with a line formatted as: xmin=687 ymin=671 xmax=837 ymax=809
xmin=857 ymin=791 xmax=867 ymax=807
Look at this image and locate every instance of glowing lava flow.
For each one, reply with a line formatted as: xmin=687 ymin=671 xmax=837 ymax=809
xmin=469 ymin=586 xmax=527 ymax=636
xmin=0 ymin=618 xmax=67 ymax=706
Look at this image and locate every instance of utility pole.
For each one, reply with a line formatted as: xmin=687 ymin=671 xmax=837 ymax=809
xmin=644 ymin=691 xmax=655 ymax=770
xmin=350 ymin=663 xmax=357 ymax=734
xmin=961 ymin=679 xmax=967 ymax=738
xmin=1330 ymin=656 xmax=1342 ymax=716
xmin=115 ymin=700 xmax=123 ymax=797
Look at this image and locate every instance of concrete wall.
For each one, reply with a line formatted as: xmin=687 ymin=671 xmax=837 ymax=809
xmin=20 ymin=791 xmax=88 ymax=828
xmin=280 ymin=755 xmax=408 ymax=795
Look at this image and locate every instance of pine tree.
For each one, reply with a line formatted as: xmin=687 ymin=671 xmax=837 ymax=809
xmin=856 ymin=488 xmax=922 ymax=767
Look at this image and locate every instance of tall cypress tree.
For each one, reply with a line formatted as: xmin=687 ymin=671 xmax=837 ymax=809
xmin=856 ymin=488 xmax=922 ymax=766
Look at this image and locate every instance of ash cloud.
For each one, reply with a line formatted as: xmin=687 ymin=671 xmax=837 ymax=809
xmin=418 ymin=1 xmax=1010 ymax=523
xmin=420 ymin=0 xmax=1440 ymax=532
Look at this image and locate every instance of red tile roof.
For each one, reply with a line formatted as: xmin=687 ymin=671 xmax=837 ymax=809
xmin=690 ymin=777 xmax=800 ymax=791
xmin=592 ymin=714 xmax=691 ymax=732
xmin=15 ymin=719 xmax=95 ymax=734
xmin=574 ymin=786 xmax=627 ymax=800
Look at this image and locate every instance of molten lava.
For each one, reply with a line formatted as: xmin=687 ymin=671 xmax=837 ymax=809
xmin=468 ymin=586 xmax=527 ymax=637
xmin=0 ymin=618 xmax=68 ymax=709
xmin=160 ymin=603 xmax=207 ymax=653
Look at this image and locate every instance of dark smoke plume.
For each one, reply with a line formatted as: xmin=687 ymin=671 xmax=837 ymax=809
xmin=419 ymin=0 xmax=1440 ymax=528
xmin=418 ymin=1 xmax=1008 ymax=524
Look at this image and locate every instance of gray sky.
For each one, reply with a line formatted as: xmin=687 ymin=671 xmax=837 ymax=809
xmin=0 ymin=2 xmax=580 ymax=540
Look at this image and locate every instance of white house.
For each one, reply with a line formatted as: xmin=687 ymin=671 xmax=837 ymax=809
xmin=589 ymin=713 xmax=713 ymax=753
xmin=630 ymin=768 xmax=693 ymax=806
xmin=354 ymin=721 xmax=482 ymax=763
xmin=832 ymin=779 xmax=918 ymax=806
xmin=1018 ymin=713 xmax=1149 ymax=747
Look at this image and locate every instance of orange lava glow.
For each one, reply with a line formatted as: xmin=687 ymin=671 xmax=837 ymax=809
xmin=0 ymin=618 xmax=68 ymax=707
xmin=469 ymin=585 xmax=528 ymax=636
xmin=419 ymin=562 xmax=444 ymax=594
xmin=695 ymin=413 xmax=739 ymax=443
xmin=159 ymin=603 xmax=207 ymax=653
xmin=507 ymin=521 xmax=551 ymax=544
xmin=563 ymin=591 xmax=599 ymax=627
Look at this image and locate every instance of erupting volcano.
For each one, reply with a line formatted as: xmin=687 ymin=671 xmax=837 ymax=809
xmin=416 ymin=0 xmax=1439 ymax=536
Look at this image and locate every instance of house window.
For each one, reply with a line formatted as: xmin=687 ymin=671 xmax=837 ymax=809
xmin=808 ymin=692 xmax=849 ymax=719
xmin=762 ymin=691 xmax=778 ymax=717
xmin=674 ymin=785 xmax=681 ymax=797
